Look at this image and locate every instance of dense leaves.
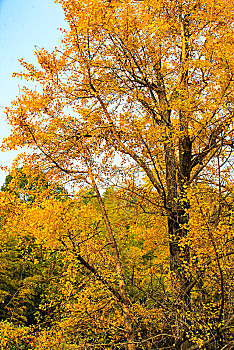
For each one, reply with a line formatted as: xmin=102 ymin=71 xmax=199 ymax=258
xmin=1 ymin=0 xmax=234 ymax=349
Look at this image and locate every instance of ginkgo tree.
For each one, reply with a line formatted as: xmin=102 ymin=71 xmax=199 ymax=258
xmin=0 ymin=169 xmax=169 ymax=349
xmin=2 ymin=0 xmax=234 ymax=349
xmin=0 ymin=170 xmax=233 ymax=349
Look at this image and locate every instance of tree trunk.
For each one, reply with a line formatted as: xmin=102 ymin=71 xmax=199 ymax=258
xmin=88 ymin=168 xmax=135 ymax=350
xmin=164 ymin=135 xmax=192 ymax=348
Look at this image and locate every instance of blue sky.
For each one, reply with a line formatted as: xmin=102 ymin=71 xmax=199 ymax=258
xmin=0 ymin=0 xmax=67 ymax=185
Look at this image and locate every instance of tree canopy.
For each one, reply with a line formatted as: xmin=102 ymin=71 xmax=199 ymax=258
xmin=1 ymin=1 xmax=234 ymax=349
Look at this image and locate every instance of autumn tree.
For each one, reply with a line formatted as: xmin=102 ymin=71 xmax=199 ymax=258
xmin=0 ymin=170 xmax=159 ymax=349
xmin=0 ymin=170 xmax=69 ymax=328
xmin=2 ymin=0 xmax=234 ymax=349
